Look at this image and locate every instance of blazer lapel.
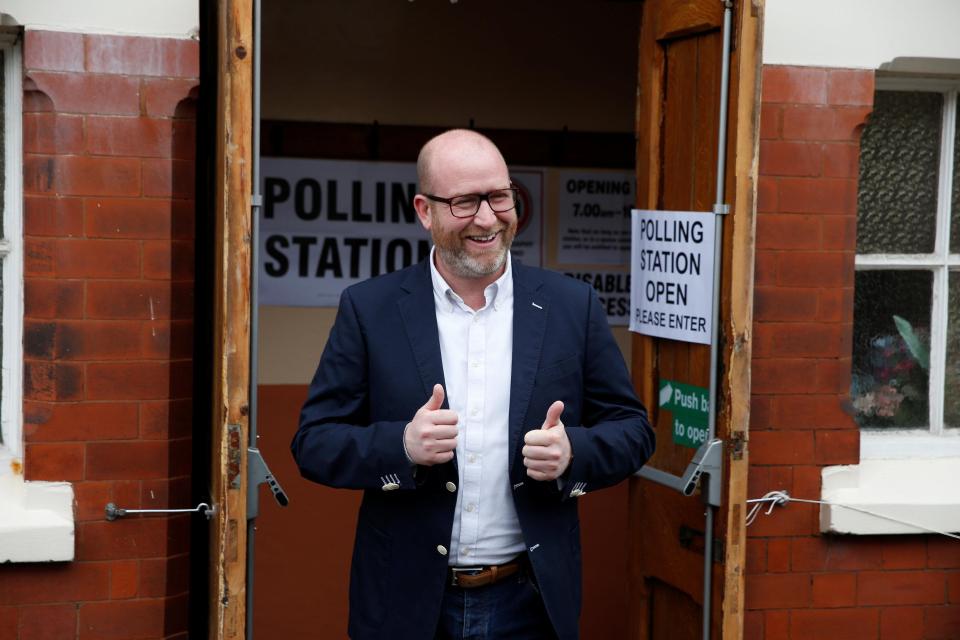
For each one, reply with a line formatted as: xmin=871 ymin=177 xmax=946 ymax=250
xmin=397 ymin=260 xmax=458 ymax=478
xmin=508 ymin=263 xmax=548 ymax=470
xmin=397 ymin=261 xmax=447 ymax=404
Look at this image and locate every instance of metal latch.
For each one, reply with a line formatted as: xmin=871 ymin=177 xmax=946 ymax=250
xmin=247 ymin=447 xmax=289 ymax=519
xmin=105 ymin=502 xmax=215 ymax=521
xmin=681 ymin=438 xmax=723 ymax=507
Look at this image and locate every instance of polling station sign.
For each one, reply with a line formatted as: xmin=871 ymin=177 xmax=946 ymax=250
xmin=259 ymin=157 xmax=543 ymax=307
xmin=629 ymin=210 xmax=716 ymax=344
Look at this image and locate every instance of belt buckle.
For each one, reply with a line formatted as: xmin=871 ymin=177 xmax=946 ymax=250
xmin=450 ymin=566 xmax=484 ymax=587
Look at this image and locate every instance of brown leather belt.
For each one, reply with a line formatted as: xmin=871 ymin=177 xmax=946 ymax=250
xmin=449 ymin=559 xmax=523 ymax=589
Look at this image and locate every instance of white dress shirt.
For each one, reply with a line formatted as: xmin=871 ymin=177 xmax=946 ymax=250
xmin=429 ymin=248 xmax=525 ymax=566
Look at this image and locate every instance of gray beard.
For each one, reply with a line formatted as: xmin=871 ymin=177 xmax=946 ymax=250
xmin=436 ymin=243 xmax=509 ymax=279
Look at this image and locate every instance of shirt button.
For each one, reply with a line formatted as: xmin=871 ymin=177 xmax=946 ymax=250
xmin=437 ymin=545 xmax=448 ymax=556
xmin=471 ymin=361 xmax=480 ymax=368
xmin=462 ymin=547 xmax=471 ymax=556
xmin=468 ymin=454 xmax=478 ymax=464
xmin=465 ymin=503 xmax=476 ymax=512
xmin=470 ymin=408 xmax=479 ymax=417
xmin=446 ymin=482 xmax=457 ymax=493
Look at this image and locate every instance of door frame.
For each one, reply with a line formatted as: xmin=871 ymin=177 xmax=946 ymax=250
xmin=209 ymin=0 xmax=254 ymax=637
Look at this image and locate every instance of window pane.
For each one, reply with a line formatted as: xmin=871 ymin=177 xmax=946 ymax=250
xmin=858 ymin=91 xmax=941 ymax=254
xmin=952 ymin=98 xmax=960 ymax=253
xmin=946 ymin=272 xmax=960 ymax=428
xmin=852 ymin=270 xmax=932 ymax=428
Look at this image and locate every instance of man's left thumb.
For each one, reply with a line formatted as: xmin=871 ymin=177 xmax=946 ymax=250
xmin=541 ymin=400 xmax=564 ymax=429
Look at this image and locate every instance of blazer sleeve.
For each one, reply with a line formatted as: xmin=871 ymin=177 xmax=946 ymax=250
xmin=561 ymin=287 xmax=655 ymax=496
xmin=290 ymin=288 xmax=416 ymax=491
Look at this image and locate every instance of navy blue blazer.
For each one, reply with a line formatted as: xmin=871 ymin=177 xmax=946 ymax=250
xmin=292 ymin=259 xmax=654 ymax=640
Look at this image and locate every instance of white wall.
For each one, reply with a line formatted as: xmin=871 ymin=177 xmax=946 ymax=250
xmin=1 ymin=0 xmax=198 ymax=38
xmin=764 ymin=0 xmax=960 ymax=69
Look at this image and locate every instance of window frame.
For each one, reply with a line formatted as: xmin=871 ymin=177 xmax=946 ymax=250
xmin=855 ymin=75 xmax=960 ymax=459
xmin=0 ymin=31 xmax=23 ymax=475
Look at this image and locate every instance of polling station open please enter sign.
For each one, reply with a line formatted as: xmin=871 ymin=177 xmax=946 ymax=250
xmin=659 ymin=379 xmax=710 ymax=448
xmin=629 ymin=209 xmax=716 ymax=345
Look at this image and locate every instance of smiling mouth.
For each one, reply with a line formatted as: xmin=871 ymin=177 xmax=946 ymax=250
xmin=464 ymin=230 xmax=502 ymax=246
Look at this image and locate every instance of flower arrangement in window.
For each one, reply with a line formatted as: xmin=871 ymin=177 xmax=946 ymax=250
xmin=851 ymin=315 xmax=930 ymax=428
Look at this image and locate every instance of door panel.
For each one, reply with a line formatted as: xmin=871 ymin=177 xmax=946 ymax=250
xmin=630 ymin=1 xmax=760 ymax=638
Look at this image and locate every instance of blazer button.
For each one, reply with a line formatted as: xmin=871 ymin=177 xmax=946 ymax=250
xmin=436 ymin=545 xmax=448 ymax=556
xmin=445 ymin=482 xmax=457 ymax=493
xmin=382 ymin=482 xmax=400 ymax=491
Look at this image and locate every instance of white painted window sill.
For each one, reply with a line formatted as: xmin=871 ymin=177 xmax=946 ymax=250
xmin=0 ymin=471 xmax=75 ymax=562
xmin=820 ymin=456 xmax=960 ymax=536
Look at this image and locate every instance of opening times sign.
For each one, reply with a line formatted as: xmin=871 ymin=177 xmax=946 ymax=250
xmin=629 ymin=210 xmax=716 ymax=345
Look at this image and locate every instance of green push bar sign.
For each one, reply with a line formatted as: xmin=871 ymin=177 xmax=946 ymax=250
xmin=659 ymin=379 xmax=710 ymax=449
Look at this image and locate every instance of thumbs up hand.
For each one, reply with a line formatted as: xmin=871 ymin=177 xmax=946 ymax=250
xmin=403 ymin=384 xmax=459 ymax=466
xmin=522 ymin=400 xmax=571 ymax=481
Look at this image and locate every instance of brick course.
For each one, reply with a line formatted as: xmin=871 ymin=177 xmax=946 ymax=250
xmin=0 ymin=30 xmax=198 ymax=640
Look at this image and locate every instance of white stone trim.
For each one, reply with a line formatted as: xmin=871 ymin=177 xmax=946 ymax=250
xmin=820 ymin=458 xmax=960 ymax=535
xmin=861 ymin=430 xmax=960 ymax=459
xmin=0 ymin=474 xmax=74 ymax=562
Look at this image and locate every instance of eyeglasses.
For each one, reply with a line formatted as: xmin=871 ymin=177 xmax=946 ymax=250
xmin=423 ymin=186 xmax=519 ymax=219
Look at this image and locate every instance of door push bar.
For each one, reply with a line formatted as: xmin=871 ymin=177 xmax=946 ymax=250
xmin=247 ymin=446 xmax=289 ymax=520
xmin=635 ymin=438 xmax=723 ymax=508
xmin=681 ymin=439 xmax=723 ymax=507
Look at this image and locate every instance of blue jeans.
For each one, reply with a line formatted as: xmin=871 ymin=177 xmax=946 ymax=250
xmin=434 ymin=566 xmax=557 ymax=640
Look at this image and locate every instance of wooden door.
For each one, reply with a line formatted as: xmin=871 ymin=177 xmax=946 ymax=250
xmin=209 ymin=0 xmax=254 ymax=637
xmin=629 ymin=1 xmax=761 ymax=639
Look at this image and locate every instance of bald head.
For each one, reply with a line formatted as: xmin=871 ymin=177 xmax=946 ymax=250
xmin=416 ymin=129 xmax=508 ymax=196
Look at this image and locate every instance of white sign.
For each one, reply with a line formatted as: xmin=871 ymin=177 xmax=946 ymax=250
xmin=556 ymin=170 xmax=635 ymax=265
xmin=564 ymin=270 xmax=630 ymax=326
xmin=259 ymin=157 xmax=543 ymax=307
xmin=629 ymin=210 xmax=716 ymax=344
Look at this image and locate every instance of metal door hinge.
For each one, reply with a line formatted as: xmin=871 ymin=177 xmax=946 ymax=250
xmin=679 ymin=525 xmax=725 ymax=562
xmin=729 ymin=431 xmax=746 ymax=460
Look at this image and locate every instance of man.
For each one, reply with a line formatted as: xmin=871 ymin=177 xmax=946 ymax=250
xmin=292 ymin=130 xmax=654 ymax=640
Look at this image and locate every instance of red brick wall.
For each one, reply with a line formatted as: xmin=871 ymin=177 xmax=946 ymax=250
xmin=0 ymin=30 xmax=198 ymax=639
xmin=745 ymin=65 xmax=960 ymax=639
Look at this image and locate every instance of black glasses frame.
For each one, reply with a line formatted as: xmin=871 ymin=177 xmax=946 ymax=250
xmin=423 ymin=186 xmax=519 ymax=219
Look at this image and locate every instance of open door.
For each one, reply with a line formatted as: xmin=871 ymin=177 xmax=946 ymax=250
xmin=209 ymin=0 xmax=254 ymax=637
xmin=629 ymin=1 xmax=761 ymax=639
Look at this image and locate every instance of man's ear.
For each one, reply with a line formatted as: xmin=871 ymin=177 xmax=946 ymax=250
xmin=413 ymin=194 xmax=433 ymax=231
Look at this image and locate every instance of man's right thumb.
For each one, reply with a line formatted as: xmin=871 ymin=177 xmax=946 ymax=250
xmin=423 ymin=384 xmax=444 ymax=411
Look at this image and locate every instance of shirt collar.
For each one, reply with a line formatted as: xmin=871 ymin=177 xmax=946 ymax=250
xmin=429 ymin=246 xmax=513 ymax=313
